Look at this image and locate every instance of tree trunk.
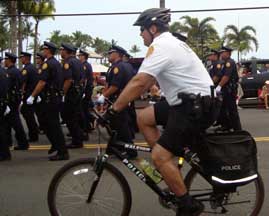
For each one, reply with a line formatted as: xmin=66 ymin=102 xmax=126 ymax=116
xmin=17 ymin=0 xmax=23 ymax=69
xmin=237 ymin=50 xmax=240 ymax=63
xmin=34 ymin=19 xmax=39 ymax=66
xmin=9 ymin=1 xmax=17 ymax=54
xmin=160 ymin=0 xmax=165 ymax=8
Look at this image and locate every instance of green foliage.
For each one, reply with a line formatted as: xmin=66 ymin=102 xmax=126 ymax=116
xmin=0 ymin=18 xmax=9 ymax=52
xmin=129 ymin=45 xmax=141 ymax=56
xmin=223 ymin=25 xmax=258 ymax=61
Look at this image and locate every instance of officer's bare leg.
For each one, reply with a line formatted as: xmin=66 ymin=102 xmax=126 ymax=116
xmin=152 ymin=144 xmax=187 ymax=196
xmin=265 ymin=94 xmax=269 ymax=109
xmin=137 ymin=106 xmax=160 ymax=147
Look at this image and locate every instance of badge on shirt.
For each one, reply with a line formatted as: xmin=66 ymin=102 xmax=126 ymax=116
xmin=64 ymin=63 xmax=69 ymax=70
xmin=42 ymin=63 xmax=48 ymax=70
xmin=226 ymin=62 xmax=231 ymax=68
xmin=22 ymin=69 xmax=27 ymax=75
xmin=113 ymin=67 xmax=119 ymax=74
xmin=146 ymin=46 xmax=154 ymax=58
xmin=84 ymin=66 xmax=87 ymax=71
xmin=217 ymin=64 xmax=221 ymax=69
xmin=38 ymin=69 xmax=42 ymax=74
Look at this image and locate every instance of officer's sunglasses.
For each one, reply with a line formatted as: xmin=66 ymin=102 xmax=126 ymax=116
xmin=140 ymin=26 xmax=145 ymax=33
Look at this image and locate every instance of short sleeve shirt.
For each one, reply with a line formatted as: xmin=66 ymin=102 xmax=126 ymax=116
xmin=138 ymin=32 xmax=213 ymax=106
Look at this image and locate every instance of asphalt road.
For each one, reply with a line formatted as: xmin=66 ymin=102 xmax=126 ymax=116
xmin=0 ymin=108 xmax=269 ymax=216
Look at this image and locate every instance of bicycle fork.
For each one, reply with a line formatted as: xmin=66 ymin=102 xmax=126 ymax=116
xmin=86 ymin=154 xmax=108 ymax=203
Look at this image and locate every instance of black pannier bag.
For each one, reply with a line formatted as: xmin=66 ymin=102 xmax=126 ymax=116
xmin=198 ymin=130 xmax=258 ymax=186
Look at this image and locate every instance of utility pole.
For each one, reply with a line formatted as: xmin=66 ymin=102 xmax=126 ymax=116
xmin=160 ymin=0 xmax=165 ymax=8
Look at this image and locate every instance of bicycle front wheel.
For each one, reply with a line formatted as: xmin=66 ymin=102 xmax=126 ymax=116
xmin=184 ymin=168 xmax=264 ymax=216
xmin=48 ymin=158 xmax=132 ymax=216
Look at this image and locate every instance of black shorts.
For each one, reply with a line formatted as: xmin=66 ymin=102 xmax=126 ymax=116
xmin=154 ymin=100 xmax=200 ymax=156
xmin=154 ymin=99 xmax=170 ymax=126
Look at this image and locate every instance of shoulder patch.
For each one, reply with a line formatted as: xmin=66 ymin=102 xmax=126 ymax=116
xmin=113 ymin=67 xmax=119 ymax=74
xmin=146 ymin=46 xmax=154 ymax=58
xmin=64 ymin=63 xmax=69 ymax=70
xmin=84 ymin=65 xmax=87 ymax=71
xmin=42 ymin=63 xmax=48 ymax=70
xmin=217 ymin=64 xmax=221 ymax=69
xmin=38 ymin=69 xmax=42 ymax=74
xmin=22 ymin=69 xmax=27 ymax=75
xmin=226 ymin=62 xmax=231 ymax=68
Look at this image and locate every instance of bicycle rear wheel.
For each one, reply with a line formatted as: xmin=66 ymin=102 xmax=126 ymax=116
xmin=48 ymin=158 xmax=132 ymax=216
xmin=184 ymin=168 xmax=264 ymax=216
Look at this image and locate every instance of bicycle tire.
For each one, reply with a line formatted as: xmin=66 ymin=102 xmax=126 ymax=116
xmin=48 ymin=158 xmax=132 ymax=216
xmin=184 ymin=168 xmax=264 ymax=216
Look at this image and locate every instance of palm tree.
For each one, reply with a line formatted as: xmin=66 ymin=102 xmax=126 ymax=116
xmin=0 ymin=18 xmax=9 ymax=55
xmin=223 ymin=25 xmax=258 ymax=62
xmin=129 ymin=45 xmax=141 ymax=57
xmin=0 ymin=0 xmax=17 ymax=53
xmin=22 ymin=19 xmax=35 ymax=51
xmin=22 ymin=0 xmax=55 ymax=64
xmin=48 ymin=30 xmax=62 ymax=48
xmin=92 ymin=37 xmax=111 ymax=55
xmin=170 ymin=16 xmax=220 ymax=59
xmin=71 ymin=31 xmax=92 ymax=49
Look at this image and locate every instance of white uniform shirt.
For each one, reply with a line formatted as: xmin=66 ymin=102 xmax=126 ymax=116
xmin=138 ymin=32 xmax=213 ymax=106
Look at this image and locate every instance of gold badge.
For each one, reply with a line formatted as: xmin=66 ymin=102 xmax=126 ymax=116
xmin=113 ymin=67 xmax=119 ymax=74
xmin=146 ymin=46 xmax=154 ymax=58
xmin=84 ymin=66 xmax=87 ymax=71
xmin=226 ymin=62 xmax=231 ymax=68
xmin=22 ymin=69 xmax=27 ymax=75
xmin=217 ymin=64 xmax=221 ymax=69
xmin=42 ymin=63 xmax=48 ymax=70
xmin=38 ymin=69 xmax=42 ymax=74
xmin=64 ymin=63 xmax=69 ymax=70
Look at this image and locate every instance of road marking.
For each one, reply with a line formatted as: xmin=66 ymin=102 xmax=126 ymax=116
xmin=14 ymin=137 xmax=269 ymax=151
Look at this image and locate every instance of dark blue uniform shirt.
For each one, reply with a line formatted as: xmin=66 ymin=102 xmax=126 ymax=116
xmin=21 ymin=63 xmax=39 ymax=98
xmin=63 ymin=56 xmax=83 ymax=86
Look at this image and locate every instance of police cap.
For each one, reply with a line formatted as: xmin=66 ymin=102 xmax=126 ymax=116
xmin=219 ymin=46 xmax=233 ymax=53
xmin=42 ymin=41 xmax=57 ymax=51
xmin=60 ymin=43 xmax=77 ymax=52
xmin=108 ymin=45 xmax=127 ymax=55
xmin=133 ymin=8 xmax=171 ymax=28
xmin=36 ymin=52 xmax=45 ymax=61
xmin=172 ymin=32 xmax=187 ymax=42
xmin=4 ymin=52 xmax=17 ymax=60
xmin=205 ymin=49 xmax=219 ymax=57
xmin=20 ymin=51 xmax=31 ymax=58
xmin=78 ymin=49 xmax=89 ymax=58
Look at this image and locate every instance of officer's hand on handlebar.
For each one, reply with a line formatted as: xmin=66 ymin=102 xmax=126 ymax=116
xmin=97 ymin=106 xmax=118 ymax=126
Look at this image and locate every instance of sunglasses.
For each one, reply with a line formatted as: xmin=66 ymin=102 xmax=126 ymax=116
xmin=140 ymin=26 xmax=145 ymax=33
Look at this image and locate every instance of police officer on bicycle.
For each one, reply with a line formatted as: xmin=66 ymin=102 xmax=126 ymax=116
xmin=107 ymin=8 xmax=214 ymax=215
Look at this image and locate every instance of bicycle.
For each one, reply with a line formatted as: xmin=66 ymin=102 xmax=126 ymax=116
xmin=47 ymin=106 xmax=264 ymax=216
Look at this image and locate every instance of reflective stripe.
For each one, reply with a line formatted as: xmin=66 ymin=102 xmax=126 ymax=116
xmin=212 ymin=174 xmax=258 ymax=184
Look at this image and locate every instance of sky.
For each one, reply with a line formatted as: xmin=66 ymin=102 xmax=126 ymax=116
xmin=36 ymin=0 xmax=269 ymax=60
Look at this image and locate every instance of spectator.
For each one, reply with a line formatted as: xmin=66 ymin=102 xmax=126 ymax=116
xmin=259 ymin=80 xmax=269 ymax=109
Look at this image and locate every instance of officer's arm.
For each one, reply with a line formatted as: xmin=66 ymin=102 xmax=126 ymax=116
xmin=103 ymin=85 xmax=118 ymax=98
xmin=63 ymin=79 xmax=72 ymax=95
xmin=31 ymin=80 xmax=46 ymax=97
xmin=113 ymin=73 xmax=155 ymax=112
xmin=218 ymin=75 xmax=230 ymax=87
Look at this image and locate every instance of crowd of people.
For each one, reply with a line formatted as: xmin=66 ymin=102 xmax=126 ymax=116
xmin=0 ymin=41 xmax=139 ymax=162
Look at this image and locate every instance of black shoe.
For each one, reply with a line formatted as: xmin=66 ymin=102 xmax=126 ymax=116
xmin=66 ymin=143 xmax=83 ymax=149
xmin=14 ymin=146 xmax=29 ymax=150
xmin=176 ymin=195 xmax=204 ymax=216
xmin=0 ymin=154 xmax=11 ymax=161
xmin=48 ymin=147 xmax=57 ymax=154
xmin=49 ymin=152 xmax=69 ymax=161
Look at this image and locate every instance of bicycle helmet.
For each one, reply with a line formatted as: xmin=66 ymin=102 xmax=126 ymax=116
xmin=133 ymin=8 xmax=171 ymax=28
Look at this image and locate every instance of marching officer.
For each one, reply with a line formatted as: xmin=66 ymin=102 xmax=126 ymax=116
xmin=0 ymin=69 xmax=11 ymax=161
xmin=4 ymin=52 xmax=29 ymax=150
xmin=19 ymin=51 xmax=40 ymax=142
xmin=216 ymin=46 xmax=242 ymax=131
xmin=78 ymin=49 xmax=95 ymax=132
xmin=26 ymin=41 xmax=69 ymax=160
xmin=205 ymin=49 xmax=223 ymax=82
xmin=34 ymin=52 xmax=46 ymax=134
xmin=97 ymin=45 xmax=137 ymax=159
xmin=60 ymin=43 xmax=84 ymax=148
